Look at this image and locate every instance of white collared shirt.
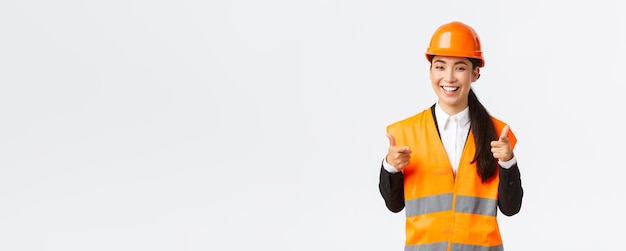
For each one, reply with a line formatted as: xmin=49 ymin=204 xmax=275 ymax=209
xmin=435 ymin=103 xmax=470 ymax=174
xmin=383 ymin=103 xmax=516 ymax=174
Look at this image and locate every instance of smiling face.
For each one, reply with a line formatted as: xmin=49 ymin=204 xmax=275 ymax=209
xmin=429 ymin=55 xmax=480 ymax=115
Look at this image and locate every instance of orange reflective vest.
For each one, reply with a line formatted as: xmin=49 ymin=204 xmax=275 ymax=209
xmin=386 ymin=107 xmax=516 ymax=251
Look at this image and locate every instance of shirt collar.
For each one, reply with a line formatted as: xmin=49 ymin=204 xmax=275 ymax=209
xmin=435 ymin=102 xmax=470 ymax=129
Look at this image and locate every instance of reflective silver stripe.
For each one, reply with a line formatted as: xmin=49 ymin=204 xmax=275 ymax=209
xmin=454 ymin=195 xmax=497 ymax=216
xmin=405 ymin=193 xmax=453 ymax=217
xmin=405 ymin=241 xmax=448 ymax=251
xmin=406 ymin=243 xmax=503 ymax=251
xmin=450 ymin=243 xmax=503 ymax=251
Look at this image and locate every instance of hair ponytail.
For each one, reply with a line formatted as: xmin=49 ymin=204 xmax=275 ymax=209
xmin=468 ymin=87 xmax=497 ymax=183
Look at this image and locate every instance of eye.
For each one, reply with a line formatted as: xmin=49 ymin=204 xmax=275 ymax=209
xmin=456 ymin=66 xmax=466 ymax=71
xmin=434 ymin=65 xmax=445 ymax=70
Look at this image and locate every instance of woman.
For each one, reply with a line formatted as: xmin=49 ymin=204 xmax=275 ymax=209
xmin=378 ymin=21 xmax=523 ymax=251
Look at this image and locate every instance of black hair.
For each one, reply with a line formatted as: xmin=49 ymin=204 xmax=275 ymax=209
xmin=467 ymin=58 xmax=497 ymax=183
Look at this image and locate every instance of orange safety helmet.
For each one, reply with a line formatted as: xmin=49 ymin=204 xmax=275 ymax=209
xmin=425 ymin=21 xmax=484 ymax=67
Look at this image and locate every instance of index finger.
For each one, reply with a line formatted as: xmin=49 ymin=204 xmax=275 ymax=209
xmin=386 ymin=133 xmax=396 ymax=147
xmin=499 ymin=125 xmax=510 ymax=140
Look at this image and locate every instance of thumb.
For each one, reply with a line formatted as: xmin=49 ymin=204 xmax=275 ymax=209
xmin=499 ymin=125 xmax=510 ymax=141
xmin=386 ymin=133 xmax=396 ymax=147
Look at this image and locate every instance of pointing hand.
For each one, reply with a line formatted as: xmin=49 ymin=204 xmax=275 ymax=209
xmin=386 ymin=133 xmax=412 ymax=171
xmin=490 ymin=125 xmax=513 ymax=162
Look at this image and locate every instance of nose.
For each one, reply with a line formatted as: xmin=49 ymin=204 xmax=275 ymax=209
xmin=444 ymin=69 xmax=455 ymax=83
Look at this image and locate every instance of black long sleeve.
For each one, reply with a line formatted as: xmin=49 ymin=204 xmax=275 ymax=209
xmin=378 ymin=163 xmax=405 ymax=213
xmin=498 ymin=163 xmax=523 ymax=216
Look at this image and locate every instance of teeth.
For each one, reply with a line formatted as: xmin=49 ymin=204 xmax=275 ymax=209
xmin=442 ymin=86 xmax=459 ymax=91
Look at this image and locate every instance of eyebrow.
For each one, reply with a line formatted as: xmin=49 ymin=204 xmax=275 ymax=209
xmin=433 ymin=59 xmax=468 ymax=66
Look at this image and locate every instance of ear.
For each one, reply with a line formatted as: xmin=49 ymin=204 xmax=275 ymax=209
xmin=472 ymin=67 xmax=481 ymax=82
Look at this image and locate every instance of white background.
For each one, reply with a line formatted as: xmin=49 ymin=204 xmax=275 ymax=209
xmin=1 ymin=0 xmax=624 ymax=250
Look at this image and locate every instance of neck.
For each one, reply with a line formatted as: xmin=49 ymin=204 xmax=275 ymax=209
xmin=438 ymin=102 xmax=468 ymax=115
